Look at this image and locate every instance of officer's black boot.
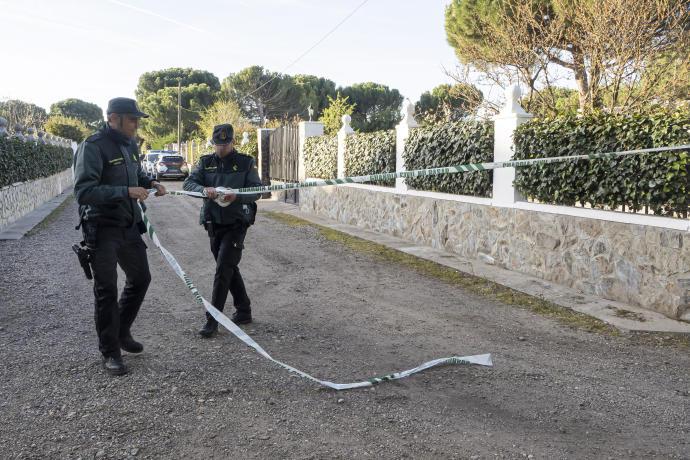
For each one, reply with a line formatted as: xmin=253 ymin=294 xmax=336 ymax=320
xmin=102 ymin=355 xmax=128 ymax=376
xmin=231 ymin=309 xmax=252 ymax=325
xmin=119 ymin=333 xmax=144 ymax=353
xmin=199 ymin=315 xmax=218 ymax=338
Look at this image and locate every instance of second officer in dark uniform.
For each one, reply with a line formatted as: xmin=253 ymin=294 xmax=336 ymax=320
xmin=183 ymin=124 xmax=261 ymax=337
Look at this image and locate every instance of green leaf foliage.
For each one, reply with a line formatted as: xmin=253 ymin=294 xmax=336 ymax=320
xmin=415 ymin=83 xmax=483 ymax=123
xmin=136 ymin=68 xmax=221 ymax=146
xmin=49 ymin=98 xmax=103 ymax=128
xmin=138 ymin=83 xmax=217 ymax=142
xmin=136 ymin=68 xmax=221 ymax=97
xmin=344 ymin=130 xmax=396 ymax=186
xmin=513 ymin=108 xmax=690 ymax=216
xmin=404 ymin=121 xmax=494 ymax=197
xmin=304 ymin=135 xmax=338 ymax=179
xmin=45 ymin=115 xmax=90 ymax=143
xmin=222 ymin=66 xmax=302 ymax=127
xmin=197 ymin=97 xmax=253 ymax=140
xmin=293 ymin=74 xmax=337 ymax=120
xmin=340 ymin=82 xmax=403 ymax=132
xmin=0 ymin=137 xmax=73 ymax=188
xmin=0 ymin=100 xmax=48 ymax=132
xmin=319 ymin=93 xmax=357 ymax=135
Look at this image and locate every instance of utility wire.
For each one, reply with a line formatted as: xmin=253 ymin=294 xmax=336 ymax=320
xmin=136 ymin=1 xmax=371 ymax=117
xmin=242 ymin=0 xmax=371 ymax=99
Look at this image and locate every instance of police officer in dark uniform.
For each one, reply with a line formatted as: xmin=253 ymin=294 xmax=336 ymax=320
xmin=183 ymin=124 xmax=261 ymax=337
xmin=73 ymin=97 xmax=166 ymax=375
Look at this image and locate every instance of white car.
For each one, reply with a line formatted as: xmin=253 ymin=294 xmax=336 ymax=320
xmin=144 ymin=152 xmax=161 ymax=177
xmin=154 ymin=154 xmax=189 ymax=180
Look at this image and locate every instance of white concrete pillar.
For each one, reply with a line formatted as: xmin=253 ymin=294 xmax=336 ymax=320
xmin=299 ymin=121 xmax=324 ymax=181
xmin=492 ymin=85 xmax=533 ymax=206
xmin=336 ymin=115 xmax=354 ymax=178
xmin=13 ymin=124 xmax=24 ymax=141
xmin=395 ymin=99 xmax=418 ymax=192
xmin=26 ymin=128 xmax=36 ymax=144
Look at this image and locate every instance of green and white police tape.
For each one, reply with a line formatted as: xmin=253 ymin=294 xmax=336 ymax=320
xmin=167 ymin=144 xmax=690 ymax=198
xmin=142 ymin=144 xmax=688 ymax=389
xmin=139 ymin=202 xmax=492 ymax=390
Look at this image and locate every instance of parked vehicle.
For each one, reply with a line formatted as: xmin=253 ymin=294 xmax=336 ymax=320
xmin=155 ymin=154 xmax=189 ymax=180
xmin=143 ymin=152 xmax=163 ymax=177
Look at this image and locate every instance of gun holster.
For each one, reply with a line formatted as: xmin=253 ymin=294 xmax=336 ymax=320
xmin=72 ymin=243 xmax=93 ymax=280
xmin=73 ymin=220 xmax=97 ymax=280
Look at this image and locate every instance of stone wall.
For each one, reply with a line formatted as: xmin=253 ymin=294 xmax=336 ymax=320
xmin=299 ymin=185 xmax=690 ymax=319
xmin=0 ymin=168 xmax=73 ymax=229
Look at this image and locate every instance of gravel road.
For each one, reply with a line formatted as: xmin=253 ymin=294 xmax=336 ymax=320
xmin=0 ymin=182 xmax=688 ymax=459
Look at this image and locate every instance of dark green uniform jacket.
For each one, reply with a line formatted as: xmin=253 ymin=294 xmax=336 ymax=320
xmin=73 ymin=123 xmax=154 ymax=227
xmin=183 ymin=149 xmax=262 ymax=225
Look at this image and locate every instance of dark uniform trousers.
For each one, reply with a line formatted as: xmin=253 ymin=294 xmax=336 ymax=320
xmin=209 ymin=222 xmax=250 ymax=318
xmin=91 ymin=225 xmax=151 ymax=358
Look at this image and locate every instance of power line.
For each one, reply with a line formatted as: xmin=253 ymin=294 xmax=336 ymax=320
xmin=139 ymin=1 xmax=372 ymax=117
xmin=242 ymin=0 xmax=372 ymax=99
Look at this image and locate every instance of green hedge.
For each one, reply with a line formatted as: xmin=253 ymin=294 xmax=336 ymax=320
xmin=304 ymin=134 xmax=337 ymax=179
xmin=403 ymin=121 xmax=494 ymax=196
xmin=345 ymin=130 xmax=396 ymax=186
xmin=513 ymin=109 xmax=690 ymax=216
xmin=0 ymin=138 xmax=74 ymax=188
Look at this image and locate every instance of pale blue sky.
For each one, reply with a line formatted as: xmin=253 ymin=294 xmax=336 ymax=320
xmin=0 ymin=0 xmax=464 ymax=116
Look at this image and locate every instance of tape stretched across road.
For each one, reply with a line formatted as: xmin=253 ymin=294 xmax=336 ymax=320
xmin=167 ymin=144 xmax=690 ymax=198
xmin=139 ymin=202 xmax=492 ymax=390
xmin=142 ymin=144 xmax=686 ymax=387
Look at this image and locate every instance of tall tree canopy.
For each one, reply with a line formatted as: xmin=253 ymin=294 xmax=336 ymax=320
xmin=138 ymin=84 xmax=217 ymax=142
xmin=415 ymin=83 xmax=483 ymax=123
xmin=445 ymin=0 xmax=690 ymax=114
xmin=0 ymin=99 xmax=48 ymax=131
xmin=49 ymin=98 xmax=103 ymax=128
xmin=222 ymin=66 xmax=302 ymax=127
xmin=135 ymin=68 xmax=221 ymax=144
xmin=136 ymin=68 xmax=221 ymax=98
xmin=293 ymin=75 xmax=337 ymax=121
xmin=339 ymin=82 xmax=403 ymax=132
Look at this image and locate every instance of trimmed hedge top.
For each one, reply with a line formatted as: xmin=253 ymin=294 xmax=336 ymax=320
xmin=0 ymin=138 xmax=74 ymax=188
xmin=345 ymin=130 xmax=396 ymax=186
xmin=513 ymin=109 xmax=690 ymax=216
xmin=403 ymin=121 xmax=494 ymax=197
xmin=304 ymin=134 xmax=338 ymax=179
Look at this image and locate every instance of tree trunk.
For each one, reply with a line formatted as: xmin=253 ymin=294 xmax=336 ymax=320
xmin=571 ymin=51 xmax=590 ymax=112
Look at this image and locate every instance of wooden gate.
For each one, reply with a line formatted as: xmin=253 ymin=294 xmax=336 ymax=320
xmin=269 ymin=125 xmax=299 ymax=203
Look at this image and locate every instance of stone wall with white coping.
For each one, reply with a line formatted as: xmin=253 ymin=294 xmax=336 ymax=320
xmin=0 ymin=168 xmax=74 ymax=229
xmin=299 ymin=184 xmax=690 ymax=319
xmin=259 ymin=86 xmax=690 ymax=319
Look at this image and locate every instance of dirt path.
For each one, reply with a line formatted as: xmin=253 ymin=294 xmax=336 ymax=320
xmin=0 ymin=182 xmax=688 ymax=459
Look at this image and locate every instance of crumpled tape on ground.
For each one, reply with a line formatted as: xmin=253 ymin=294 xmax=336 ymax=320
xmin=139 ymin=203 xmax=492 ymax=390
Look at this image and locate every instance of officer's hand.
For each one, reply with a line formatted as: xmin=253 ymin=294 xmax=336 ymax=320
xmin=221 ymin=193 xmax=237 ymax=203
xmin=153 ymin=182 xmax=167 ymax=197
xmin=204 ymin=187 xmax=218 ymax=199
xmin=128 ymin=187 xmax=149 ymax=201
